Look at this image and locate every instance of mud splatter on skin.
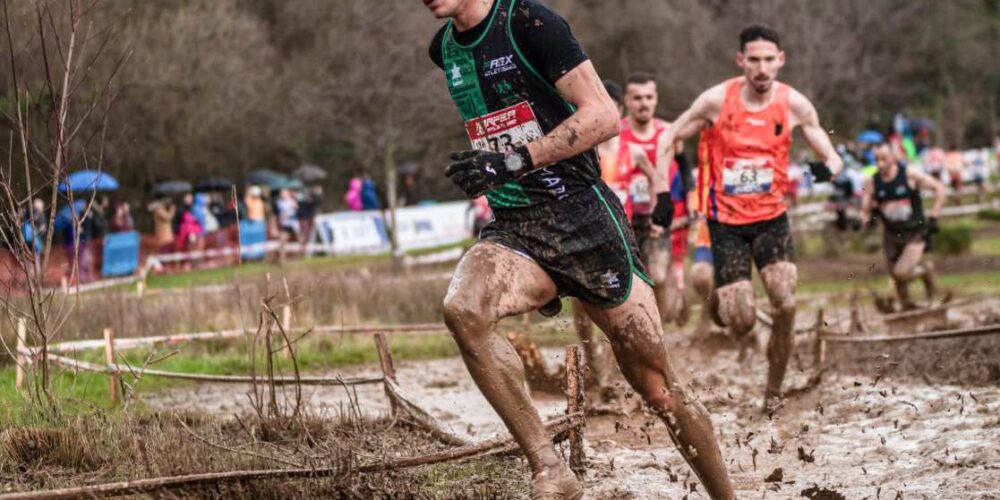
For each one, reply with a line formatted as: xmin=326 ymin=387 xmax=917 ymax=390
xmin=443 ymin=242 xmax=568 ymax=477
xmin=584 ymin=278 xmax=735 ymax=499
xmin=761 ymin=262 xmax=799 ymax=405
xmin=715 ymin=281 xmax=756 ymax=336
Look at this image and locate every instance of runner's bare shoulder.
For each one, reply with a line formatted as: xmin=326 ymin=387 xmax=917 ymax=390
xmin=691 ymin=83 xmax=728 ymax=123
xmin=787 ymin=87 xmax=818 ymax=128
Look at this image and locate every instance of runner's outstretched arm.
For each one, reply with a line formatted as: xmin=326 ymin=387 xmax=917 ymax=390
xmin=860 ymin=176 xmax=876 ymax=225
xmin=525 ymin=60 xmax=620 ymax=168
xmin=791 ymin=92 xmax=843 ymax=178
xmin=656 ymin=85 xmax=725 ymax=178
xmin=911 ymin=170 xmax=946 ymax=218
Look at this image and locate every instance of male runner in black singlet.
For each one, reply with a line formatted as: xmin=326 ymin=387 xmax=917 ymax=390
xmin=423 ymin=0 xmax=733 ymax=498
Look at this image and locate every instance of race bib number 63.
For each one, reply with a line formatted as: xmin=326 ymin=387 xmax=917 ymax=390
xmin=722 ymin=157 xmax=775 ymax=195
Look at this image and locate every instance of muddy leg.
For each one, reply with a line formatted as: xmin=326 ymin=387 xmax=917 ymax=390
xmin=891 ymin=241 xmax=927 ymax=309
xmin=760 ymin=262 xmax=798 ymax=410
xmin=443 ymin=243 xmax=578 ymax=496
xmin=643 ymin=236 xmax=672 ymax=324
xmin=571 ymin=298 xmax=607 ymax=387
xmin=584 ymin=277 xmax=734 ymax=500
xmin=690 ymin=262 xmax=715 ymax=336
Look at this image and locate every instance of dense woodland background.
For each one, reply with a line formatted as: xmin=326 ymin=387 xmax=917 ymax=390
xmin=1 ymin=0 xmax=998 ymax=209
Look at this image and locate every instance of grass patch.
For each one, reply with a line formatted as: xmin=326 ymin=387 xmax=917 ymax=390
xmin=972 ymin=236 xmax=1000 ymax=256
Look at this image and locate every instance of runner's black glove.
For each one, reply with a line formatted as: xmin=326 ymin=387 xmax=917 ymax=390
xmin=652 ymin=192 xmax=674 ymax=228
xmin=808 ymin=162 xmax=834 ymax=183
xmin=927 ymin=216 xmax=940 ymax=234
xmin=445 ymin=146 xmax=533 ymax=199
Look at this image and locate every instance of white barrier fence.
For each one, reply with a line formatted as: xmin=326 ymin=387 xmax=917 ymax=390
xmin=312 ymin=201 xmax=474 ymax=255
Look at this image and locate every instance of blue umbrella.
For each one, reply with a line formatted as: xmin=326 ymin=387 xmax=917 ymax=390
xmin=856 ymin=130 xmax=885 ymax=144
xmin=58 ymin=170 xmax=119 ymax=193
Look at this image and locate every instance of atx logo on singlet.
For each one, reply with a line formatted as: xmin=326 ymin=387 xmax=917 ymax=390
xmin=483 ymin=55 xmax=516 ymax=77
xmin=450 ymin=64 xmax=464 ymax=87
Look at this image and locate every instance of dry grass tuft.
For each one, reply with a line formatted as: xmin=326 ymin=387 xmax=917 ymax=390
xmin=1 ymin=425 xmax=104 ymax=473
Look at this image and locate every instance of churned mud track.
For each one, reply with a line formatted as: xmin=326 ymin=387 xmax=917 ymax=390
xmin=152 ymin=333 xmax=1000 ymax=499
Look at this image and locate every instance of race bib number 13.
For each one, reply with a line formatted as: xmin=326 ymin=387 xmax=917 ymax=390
xmin=722 ymin=157 xmax=775 ymax=195
xmin=465 ymin=102 xmax=544 ymax=153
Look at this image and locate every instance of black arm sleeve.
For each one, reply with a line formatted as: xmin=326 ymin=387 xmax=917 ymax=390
xmin=510 ymin=0 xmax=588 ymax=86
xmin=428 ymin=26 xmax=446 ymax=70
xmin=675 ymin=152 xmax=693 ymax=193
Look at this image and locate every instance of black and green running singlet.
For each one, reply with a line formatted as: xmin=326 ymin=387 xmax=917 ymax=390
xmin=429 ymin=0 xmax=601 ymax=209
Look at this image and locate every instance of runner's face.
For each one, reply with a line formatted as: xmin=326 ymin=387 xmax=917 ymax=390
xmin=875 ymin=145 xmax=895 ymax=172
xmin=737 ymin=40 xmax=784 ymax=94
xmin=422 ymin=0 xmax=468 ymax=18
xmin=625 ymin=81 xmax=657 ymax=125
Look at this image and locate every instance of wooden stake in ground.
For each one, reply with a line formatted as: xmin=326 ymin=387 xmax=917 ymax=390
xmin=281 ymin=302 xmax=292 ymax=359
xmin=15 ymin=318 xmax=26 ymax=390
xmin=565 ymin=345 xmax=586 ymax=477
xmin=374 ymin=332 xmax=398 ymax=416
xmin=813 ymin=309 xmax=827 ymax=369
xmin=104 ymin=328 xmax=120 ymax=405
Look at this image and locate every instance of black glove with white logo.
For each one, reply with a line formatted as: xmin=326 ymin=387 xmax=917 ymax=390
xmin=808 ymin=162 xmax=834 ymax=183
xmin=445 ymin=146 xmax=533 ymax=199
xmin=651 ymin=192 xmax=674 ymax=228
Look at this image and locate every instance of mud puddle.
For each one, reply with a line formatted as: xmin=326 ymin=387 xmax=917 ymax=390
xmin=151 ymin=339 xmax=1000 ymax=499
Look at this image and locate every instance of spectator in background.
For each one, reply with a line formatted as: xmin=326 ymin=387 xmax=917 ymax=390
xmin=361 ymin=177 xmax=380 ymax=210
xmin=344 ymin=177 xmax=363 ymax=211
xmin=296 ymin=186 xmax=321 ymax=244
xmin=174 ymin=196 xmax=203 ymax=260
xmin=21 ymin=198 xmax=46 ymax=255
xmin=244 ymin=186 xmax=266 ymax=222
xmin=193 ymin=193 xmax=219 ymax=233
xmin=276 ymin=189 xmax=299 ymax=241
xmin=149 ymin=198 xmax=175 ymax=251
xmin=109 ymin=201 xmax=134 ymax=233
xmin=944 ymin=147 xmax=964 ymax=205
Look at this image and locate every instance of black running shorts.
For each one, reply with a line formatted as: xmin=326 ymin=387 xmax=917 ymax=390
xmin=480 ymin=183 xmax=652 ymax=308
xmin=707 ymin=213 xmax=795 ymax=287
xmin=884 ymin=228 xmax=926 ymax=264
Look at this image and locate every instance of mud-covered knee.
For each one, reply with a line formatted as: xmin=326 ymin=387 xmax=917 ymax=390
xmin=762 ymin=262 xmax=798 ymax=312
xmin=690 ymin=263 xmax=713 ymax=298
xmin=717 ymin=281 xmax=755 ymax=334
xmin=442 ymin=292 xmax=493 ymax=341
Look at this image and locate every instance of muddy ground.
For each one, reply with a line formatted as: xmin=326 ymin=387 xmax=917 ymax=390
xmin=154 ymin=301 xmax=1000 ymax=500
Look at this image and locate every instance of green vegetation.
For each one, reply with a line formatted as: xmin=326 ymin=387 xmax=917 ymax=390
xmin=934 ymin=222 xmax=974 ymax=255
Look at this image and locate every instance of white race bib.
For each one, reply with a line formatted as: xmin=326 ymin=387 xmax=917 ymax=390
xmin=881 ymin=199 xmax=913 ymax=222
xmin=629 ymin=175 xmax=651 ymax=203
xmin=465 ymin=101 xmax=544 ymax=153
xmin=722 ymin=157 xmax=775 ymax=195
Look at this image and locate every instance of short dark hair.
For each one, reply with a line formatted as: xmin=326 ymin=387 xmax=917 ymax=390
xmin=626 ymin=72 xmax=656 ymax=88
xmin=739 ymin=24 xmax=780 ymax=51
xmin=603 ymin=79 xmax=623 ymax=106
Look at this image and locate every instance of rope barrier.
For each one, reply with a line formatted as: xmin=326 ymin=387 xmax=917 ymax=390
xmin=45 ymin=353 xmax=385 ymax=387
xmin=821 ymin=323 xmax=1000 ymax=344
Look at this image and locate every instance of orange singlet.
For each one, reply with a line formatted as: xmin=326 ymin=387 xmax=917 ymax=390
xmin=619 ymin=117 xmax=668 ymax=216
xmin=600 ymin=139 xmax=635 ymax=220
xmin=694 ymin=123 xmax=717 ymax=216
xmin=705 ymin=78 xmax=792 ymax=225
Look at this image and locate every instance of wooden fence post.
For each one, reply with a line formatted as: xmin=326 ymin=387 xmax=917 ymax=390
xmin=281 ymin=303 xmax=293 ymax=359
xmin=374 ymin=332 xmax=398 ymax=416
xmin=813 ymin=309 xmax=827 ymax=369
xmin=104 ymin=328 xmax=120 ymax=405
xmin=565 ymin=345 xmax=586 ymax=478
xmin=15 ymin=318 xmax=26 ymax=390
